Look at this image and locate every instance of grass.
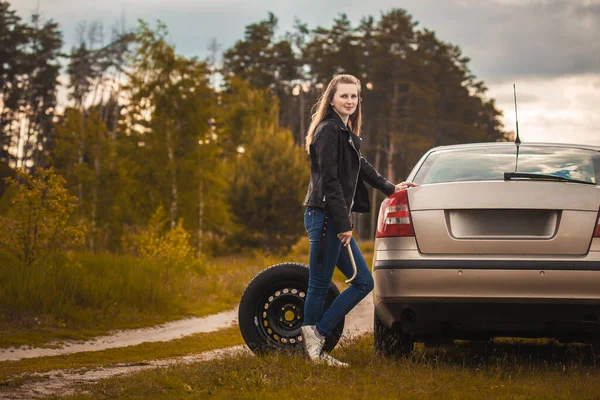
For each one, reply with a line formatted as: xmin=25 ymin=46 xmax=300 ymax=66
xmin=0 ymin=251 xmax=282 ymax=348
xmin=0 ymin=325 xmax=244 ymax=388
xmin=0 ymin=238 xmax=373 ymax=348
xmin=57 ymin=335 xmax=600 ymax=400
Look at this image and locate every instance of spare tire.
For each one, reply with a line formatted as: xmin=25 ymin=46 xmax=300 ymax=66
xmin=238 ymin=262 xmax=344 ymax=355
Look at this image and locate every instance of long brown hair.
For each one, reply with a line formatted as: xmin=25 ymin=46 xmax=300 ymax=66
xmin=304 ymin=74 xmax=362 ymax=153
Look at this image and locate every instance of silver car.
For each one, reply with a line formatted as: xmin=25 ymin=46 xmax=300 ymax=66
xmin=372 ymin=142 xmax=600 ymax=356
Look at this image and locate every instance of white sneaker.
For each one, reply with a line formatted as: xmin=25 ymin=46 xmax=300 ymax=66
xmin=319 ymin=352 xmax=349 ymax=367
xmin=301 ymin=325 xmax=325 ymax=360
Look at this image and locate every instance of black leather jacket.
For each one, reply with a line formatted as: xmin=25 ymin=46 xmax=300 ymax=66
xmin=303 ymin=108 xmax=396 ymax=233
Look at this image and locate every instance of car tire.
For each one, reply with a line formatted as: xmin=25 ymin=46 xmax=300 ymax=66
xmin=374 ymin=312 xmax=414 ymax=357
xmin=239 ymin=262 xmax=344 ymax=355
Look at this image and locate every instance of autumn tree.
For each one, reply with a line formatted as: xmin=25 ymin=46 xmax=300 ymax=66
xmin=0 ymin=167 xmax=82 ymax=266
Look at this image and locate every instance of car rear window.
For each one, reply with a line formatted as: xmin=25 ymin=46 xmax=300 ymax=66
xmin=413 ymin=145 xmax=600 ymax=185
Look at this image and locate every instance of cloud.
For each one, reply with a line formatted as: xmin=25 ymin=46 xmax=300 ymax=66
xmin=407 ymin=0 xmax=600 ymax=80
xmin=493 ymin=91 xmax=540 ymax=105
xmin=488 ymin=73 xmax=600 ymax=146
xmin=14 ymin=0 xmax=600 ymax=81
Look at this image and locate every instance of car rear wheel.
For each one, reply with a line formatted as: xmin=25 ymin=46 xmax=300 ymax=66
xmin=374 ymin=312 xmax=414 ymax=357
xmin=239 ymin=262 xmax=344 ymax=355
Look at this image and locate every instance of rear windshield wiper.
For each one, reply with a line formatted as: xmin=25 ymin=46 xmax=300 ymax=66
xmin=504 ymin=172 xmax=595 ymax=185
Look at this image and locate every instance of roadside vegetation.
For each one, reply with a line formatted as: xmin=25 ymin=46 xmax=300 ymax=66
xmin=59 ymin=336 xmax=600 ymax=400
xmin=0 ymin=250 xmax=269 ymax=348
xmin=0 ymin=239 xmax=367 ymax=349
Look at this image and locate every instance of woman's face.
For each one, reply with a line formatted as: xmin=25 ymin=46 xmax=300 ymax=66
xmin=330 ymin=83 xmax=359 ymax=120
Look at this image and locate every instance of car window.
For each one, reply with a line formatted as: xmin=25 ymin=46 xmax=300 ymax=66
xmin=413 ymin=146 xmax=600 ymax=185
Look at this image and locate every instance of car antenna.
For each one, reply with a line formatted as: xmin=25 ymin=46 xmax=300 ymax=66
xmin=513 ymin=83 xmax=521 ymax=172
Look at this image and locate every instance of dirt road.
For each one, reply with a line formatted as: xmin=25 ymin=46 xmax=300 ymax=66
xmin=0 ymin=308 xmax=239 ymax=362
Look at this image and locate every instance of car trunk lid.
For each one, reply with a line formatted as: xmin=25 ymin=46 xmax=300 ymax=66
xmin=409 ymin=181 xmax=600 ymax=255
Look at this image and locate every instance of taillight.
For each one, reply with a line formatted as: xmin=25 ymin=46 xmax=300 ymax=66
xmin=376 ymin=190 xmax=414 ymax=238
xmin=595 ymin=209 xmax=600 ymax=237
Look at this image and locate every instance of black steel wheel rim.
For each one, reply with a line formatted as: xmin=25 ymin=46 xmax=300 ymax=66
xmin=255 ymin=284 xmax=306 ymax=349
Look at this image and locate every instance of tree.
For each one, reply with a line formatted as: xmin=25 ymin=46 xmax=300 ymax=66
xmin=222 ymin=13 xmax=301 ymax=134
xmin=0 ymin=1 xmax=27 ymax=166
xmin=49 ymin=21 xmax=132 ymax=251
xmin=303 ymin=13 xmax=362 ymax=83
xmin=0 ymin=6 xmax=62 ymax=171
xmin=222 ymin=12 xmax=298 ymax=90
xmin=14 ymin=12 xmax=62 ymax=170
xmin=415 ymin=30 xmax=506 ymax=146
xmin=51 ymin=107 xmax=115 ymax=249
xmin=64 ymin=22 xmax=132 ymax=243
xmin=125 ymin=21 xmax=229 ymax=254
xmin=229 ymin=127 xmax=308 ymax=253
xmin=212 ymin=77 xmax=307 ymax=252
xmin=216 ymin=77 xmax=279 ymax=154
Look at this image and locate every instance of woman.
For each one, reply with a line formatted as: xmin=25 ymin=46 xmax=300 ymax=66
xmin=301 ymin=74 xmax=417 ymax=367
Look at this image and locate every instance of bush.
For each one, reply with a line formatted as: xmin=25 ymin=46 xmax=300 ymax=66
xmin=0 ymin=168 xmax=85 ymax=321
xmin=0 ymin=200 xmax=207 ymax=330
xmin=0 ymin=168 xmax=83 ymax=267
xmin=122 ymin=206 xmax=205 ymax=284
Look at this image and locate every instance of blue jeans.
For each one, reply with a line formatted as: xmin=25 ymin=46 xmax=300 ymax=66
xmin=302 ymin=206 xmax=374 ymax=337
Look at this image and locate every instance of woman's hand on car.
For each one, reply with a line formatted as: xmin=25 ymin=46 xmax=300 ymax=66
xmin=395 ymin=181 xmax=419 ymax=192
xmin=337 ymin=231 xmax=353 ymax=247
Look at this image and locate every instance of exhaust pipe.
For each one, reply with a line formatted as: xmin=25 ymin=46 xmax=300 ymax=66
xmin=401 ymin=309 xmax=417 ymax=323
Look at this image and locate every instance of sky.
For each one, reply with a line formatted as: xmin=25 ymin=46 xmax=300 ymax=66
xmin=14 ymin=0 xmax=600 ymax=146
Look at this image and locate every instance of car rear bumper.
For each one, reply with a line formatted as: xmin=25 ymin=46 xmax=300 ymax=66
xmin=373 ymin=263 xmax=600 ymax=303
xmin=372 ymin=238 xmax=600 ymax=340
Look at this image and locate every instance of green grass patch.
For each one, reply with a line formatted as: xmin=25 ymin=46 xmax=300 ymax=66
xmin=58 ymin=335 xmax=600 ymax=400
xmin=0 ymin=325 xmax=244 ymax=387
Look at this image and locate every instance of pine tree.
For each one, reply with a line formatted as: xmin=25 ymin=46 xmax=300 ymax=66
xmin=222 ymin=13 xmax=300 ymax=134
xmin=15 ymin=12 xmax=62 ymax=171
xmin=222 ymin=12 xmax=298 ymax=90
xmin=0 ymin=1 xmax=27 ymax=167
